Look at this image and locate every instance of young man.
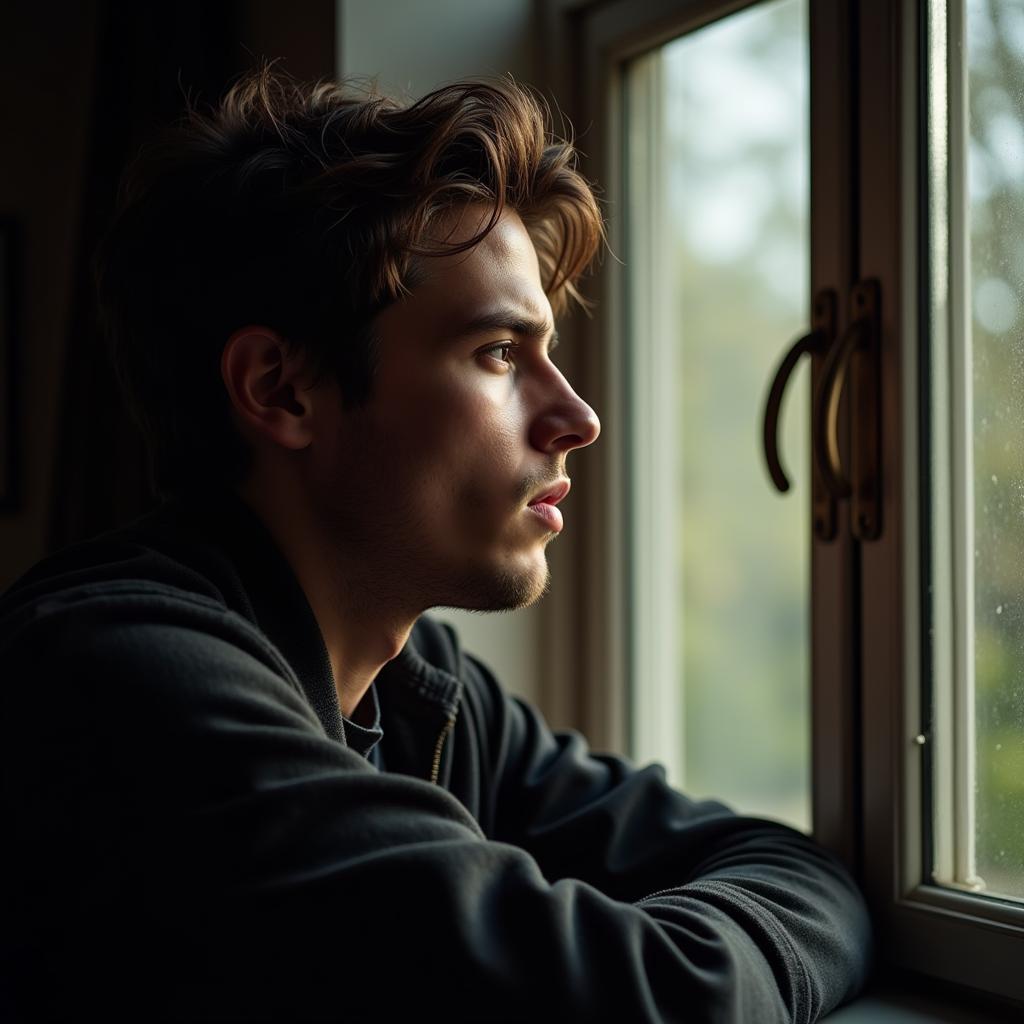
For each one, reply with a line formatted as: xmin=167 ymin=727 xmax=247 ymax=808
xmin=0 ymin=68 xmax=870 ymax=1020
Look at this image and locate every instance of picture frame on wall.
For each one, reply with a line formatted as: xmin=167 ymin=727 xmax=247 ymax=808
xmin=0 ymin=219 xmax=21 ymax=514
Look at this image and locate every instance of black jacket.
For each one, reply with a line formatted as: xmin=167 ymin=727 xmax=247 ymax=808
xmin=0 ymin=486 xmax=870 ymax=1022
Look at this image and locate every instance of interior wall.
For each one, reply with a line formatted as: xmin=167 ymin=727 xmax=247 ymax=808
xmin=337 ymin=0 xmax=544 ymax=706
xmin=0 ymin=1 xmax=99 ymax=588
xmin=0 ymin=2 xmax=335 ymax=592
xmin=338 ymin=0 xmax=537 ymax=97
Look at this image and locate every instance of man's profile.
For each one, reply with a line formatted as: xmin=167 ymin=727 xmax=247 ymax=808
xmin=0 ymin=66 xmax=869 ymax=1021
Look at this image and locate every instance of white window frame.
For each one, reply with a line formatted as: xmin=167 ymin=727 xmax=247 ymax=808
xmin=540 ymin=0 xmax=1024 ymax=1008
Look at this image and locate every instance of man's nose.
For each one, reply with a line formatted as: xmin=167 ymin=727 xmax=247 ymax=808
xmin=528 ymin=371 xmax=601 ymax=455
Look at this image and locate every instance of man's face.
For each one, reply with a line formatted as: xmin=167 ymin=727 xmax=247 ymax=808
xmin=307 ymin=205 xmax=600 ymax=614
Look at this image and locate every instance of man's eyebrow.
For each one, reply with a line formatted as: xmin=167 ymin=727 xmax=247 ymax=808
xmin=456 ymin=309 xmax=560 ymax=350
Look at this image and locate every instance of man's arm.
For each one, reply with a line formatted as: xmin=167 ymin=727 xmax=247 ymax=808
xmin=5 ymin=595 xmax=869 ymax=1022
xmin=452 ymin=640 xmax=872 ymax=1018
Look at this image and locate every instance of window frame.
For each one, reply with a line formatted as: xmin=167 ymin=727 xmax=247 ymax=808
xmin=856 ymin=0 xmax=1024 ymax=1000
xmin=541 ymin=0 xmax=1024 ymax=1006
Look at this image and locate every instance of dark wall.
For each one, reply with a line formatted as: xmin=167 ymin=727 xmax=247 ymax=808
xmin=0 ymin=0 xmax=335 ymax=588
xmin=0 ymin=0 xmax=99 ymax=586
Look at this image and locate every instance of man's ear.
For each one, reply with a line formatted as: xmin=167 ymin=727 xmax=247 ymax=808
xmin=220 ymin=326 xmax=317 ymax=452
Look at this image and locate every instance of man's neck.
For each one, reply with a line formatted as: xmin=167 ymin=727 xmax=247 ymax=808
xmin=235 ymin=478 xmax=414 ymax=719
xmin=323 ymin=608 xmax=412 ymax=718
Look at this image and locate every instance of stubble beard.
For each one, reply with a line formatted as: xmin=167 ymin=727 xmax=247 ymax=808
xmin=315 ymin=497 xmax=556 ymax=617
xmin=313 ymin=450 xmax=558 ymax=615
xmin=440 ymin=545 xmax=554 ymax=613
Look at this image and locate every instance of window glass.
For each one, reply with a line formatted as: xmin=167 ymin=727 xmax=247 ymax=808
xmin=929 ymin=0 xmax=1024 ymax=901
xmin=964 ymin=0 xmax=1024 ymax=899
xmin=624 ymin=0 xmax=810 ymax=830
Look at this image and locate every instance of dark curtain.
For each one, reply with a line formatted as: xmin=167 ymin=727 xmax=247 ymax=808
xmin=47 ymin=0 xmax=237 ymax=551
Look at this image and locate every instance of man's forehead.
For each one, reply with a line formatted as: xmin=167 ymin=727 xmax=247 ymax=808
xmin=400 ymin=210 xmax=553 ymax=339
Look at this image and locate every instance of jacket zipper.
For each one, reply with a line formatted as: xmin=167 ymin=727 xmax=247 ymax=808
xmin=429 ymin=715 xmax=456 ymax=784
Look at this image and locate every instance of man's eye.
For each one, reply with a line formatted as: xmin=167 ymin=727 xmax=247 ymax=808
xmin=481 ymin=342 xmax=516 ymax=367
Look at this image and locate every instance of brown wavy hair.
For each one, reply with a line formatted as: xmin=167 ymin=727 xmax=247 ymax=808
xmin=96 ymin=63 xmax=605 ymax=501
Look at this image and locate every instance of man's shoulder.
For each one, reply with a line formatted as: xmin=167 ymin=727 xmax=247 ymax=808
xmin=3 ymin=508 xmax=229 ymax=613
xmin=2 ymin=533 xmax=231 ymax=645
xmin=0 ymin=559 xmax=315 ymax=748
xmin=0 ymin=529 xmax=291 ymax=694
xmin=2 ymin=575 xmax=245 ymax=648
xmin=0 ymin=494 xmax=272 ymax=651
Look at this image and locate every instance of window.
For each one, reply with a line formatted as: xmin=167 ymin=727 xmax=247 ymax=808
xmin=551 ymin=0 xmax=1024 ymax=1007
xmin=622 ymin=0 xmax=811 ymax=831
xmin=928 ymin=0 xmax=1024 ymax=905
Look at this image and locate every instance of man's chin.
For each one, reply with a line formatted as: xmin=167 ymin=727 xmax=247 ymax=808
xmin=440 ymin=553 xmax=551 ymax=612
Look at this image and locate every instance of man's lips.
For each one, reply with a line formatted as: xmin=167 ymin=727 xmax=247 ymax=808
xmin=526 ymin=479 xmax=570 ymax=533
xmin=527 ymin=479 xmax=571 ymax=508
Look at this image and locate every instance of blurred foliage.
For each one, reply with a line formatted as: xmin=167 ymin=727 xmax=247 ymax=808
xmin=657 ymin=0 xmax=810 ymax=828
xmin=967 ymin=0 xmax=1024 ymax=899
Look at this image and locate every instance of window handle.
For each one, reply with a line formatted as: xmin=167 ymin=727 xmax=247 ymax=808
xmin=812 ymin=279 xmax=882 ymax=541
xmin=813 ymin=320 xmax=860 ymax=501
xmin=762 ymin=288 xmax=838 ymax=541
